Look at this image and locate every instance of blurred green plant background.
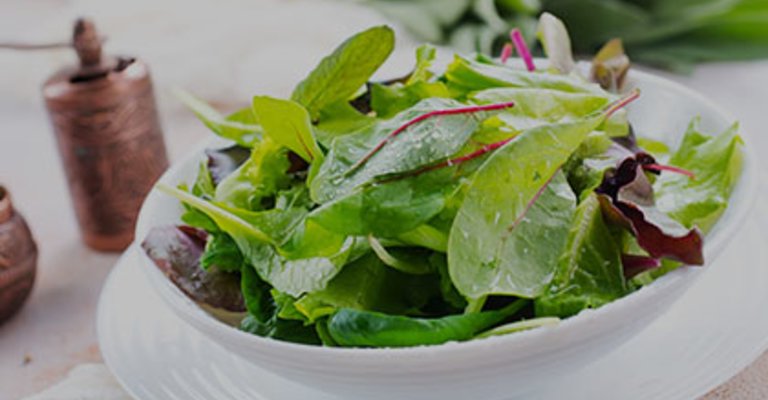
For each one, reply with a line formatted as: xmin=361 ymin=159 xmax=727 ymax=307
xmin=361 ymin=0 xmax=768 ymax=73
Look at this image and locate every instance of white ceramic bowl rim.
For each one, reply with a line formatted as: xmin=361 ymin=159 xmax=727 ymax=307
xmin=135 ymin=64 xmax=757 ymax=362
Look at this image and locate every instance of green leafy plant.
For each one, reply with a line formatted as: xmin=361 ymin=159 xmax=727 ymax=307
xmin=360 ymin=0 xmax=768 ymax=72
xmin=142 ymin=16 xmax=743 ymax=348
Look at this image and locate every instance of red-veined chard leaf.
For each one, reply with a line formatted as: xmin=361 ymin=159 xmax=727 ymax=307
xmin=469 ymin=87 xmax=613 ymax=130
xmin=449 ymin=170 xmax=576 ymax=300
xmin=309 ymin=154 xmax=485 ymax=238
xmin=448 ymin=104 xmax=624 ymax=300
xmin=309 ymin=98 xmax=510 ymax=204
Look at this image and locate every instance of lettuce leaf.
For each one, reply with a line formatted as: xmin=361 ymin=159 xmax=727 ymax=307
xmin=655 ymin=118 xmax=743 ymax=233
xmin=597 ymin=155 xmax=704 ymax=265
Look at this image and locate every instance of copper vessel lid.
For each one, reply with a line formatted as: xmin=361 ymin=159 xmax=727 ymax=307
xmin=42 ymin=19 xmax=145 ymax=109
xmin=0 ymin=186 xmax=12 ymax=223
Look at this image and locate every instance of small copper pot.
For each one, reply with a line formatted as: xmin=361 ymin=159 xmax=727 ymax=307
xmin=0 ymin=186 xmax=38 ymax=324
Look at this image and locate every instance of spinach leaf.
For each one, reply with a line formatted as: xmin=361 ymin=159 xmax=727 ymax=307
xmin=448 ymin=111 xmax=611 ymax=300
xmin=450 ymin=171 xmax=576 ymax=300
xmin=294 ymin=253 xmax=439 ymax=323
xmin=310 ymin=98 xmax=506 ymax=203
xmin=276 ymin=216 xmax=349 ymax=261
xmin=241 ymin=261 xmax=275 ymax=323
xmin=315 ymin=101 xmax=375 ymax=145
xmin=309 ymin=161 xmax=476 ymax=237
xmin=370 ymin=81 xmax=452 ymax=119
xmin=535 ymin=193 xmax=628 ymax=318
xmin=430 ymin=253 xmax=467 ymax=310
xmin=240 ymin=314 xmax=320 ymax=345
xmin=366 ymin=44 xmax=449 ymax=119
xmin=291 ymin=26 xmax=395 ymax=119
xmin=655 ymin=119 xmax=743 ymax=233
xmin=252 ymin=240 xmax=354 ymax=297
xmin=240 ymin=267 xmax=322 ymax=346
xmin=175 ymin=90 xmax=261 ymax=147
xmin=251 ymin=96 xmax=324 ymax=163
xmin=200 ymin=233 xmax=243 ymax=273
xmin=326 ymin=299 xmax=527 ymax=347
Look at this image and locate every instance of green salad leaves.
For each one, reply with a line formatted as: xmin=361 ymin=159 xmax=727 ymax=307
xmin=143 ymin=17 xmax=743 ymax=348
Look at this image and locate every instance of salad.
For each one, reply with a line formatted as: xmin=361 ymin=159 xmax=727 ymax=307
xmin=142 ymin=14 xmax=743 ymax=348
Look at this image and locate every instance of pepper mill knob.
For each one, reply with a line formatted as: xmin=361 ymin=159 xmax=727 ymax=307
xmin=73 ymin=18 xmax=101 ymax=67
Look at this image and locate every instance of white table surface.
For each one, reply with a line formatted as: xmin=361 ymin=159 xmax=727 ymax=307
xmin=0 ymin=0 xmax=766 ymax=399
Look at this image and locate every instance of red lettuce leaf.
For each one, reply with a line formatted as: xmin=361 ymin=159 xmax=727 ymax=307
xmin=141 ymin=225 xmax=245 ymax=312
xmin=621 ymin=254 xmax=661 ymax=279
xmin=597 ymin=157 xmax=704 ymax=266
xmin=205 ymin=145 xmax=250 ymax=185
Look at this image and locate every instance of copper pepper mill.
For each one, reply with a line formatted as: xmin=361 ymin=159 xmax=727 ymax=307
xmin=0 ymin=186 xmax=38 ymax=325
xmin=43 ymin=19 xmax=169 ymax=251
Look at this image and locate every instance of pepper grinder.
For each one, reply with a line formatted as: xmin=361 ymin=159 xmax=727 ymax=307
xmin=43 ymin=19 xmax=169 ymax=251
xmin=0 ymin=186 xmax=38 ymax=324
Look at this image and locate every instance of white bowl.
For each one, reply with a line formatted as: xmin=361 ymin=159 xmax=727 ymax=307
xmin=135 ymin=67 xmax=756 ymax=400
